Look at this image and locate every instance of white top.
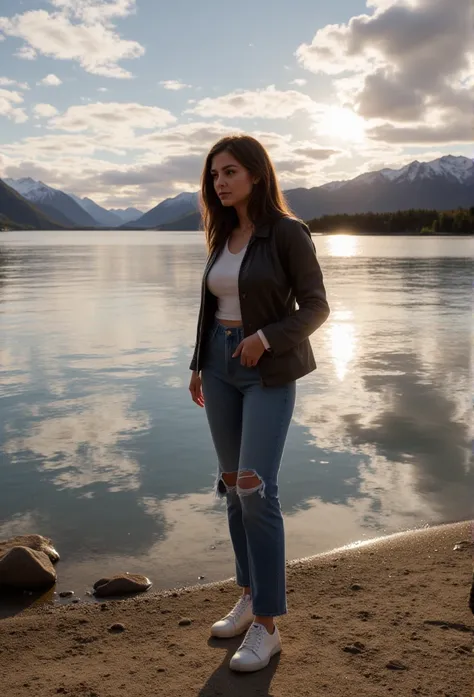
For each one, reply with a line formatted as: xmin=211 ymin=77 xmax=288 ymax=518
xmin=207 ymin=238 xmax=247 ymax=321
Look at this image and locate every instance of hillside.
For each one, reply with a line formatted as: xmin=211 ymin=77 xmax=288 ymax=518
xmin=156 ymin=210 xmax=202 ymax=231
xmin=0 ymin=179 xmax=63 ymax=230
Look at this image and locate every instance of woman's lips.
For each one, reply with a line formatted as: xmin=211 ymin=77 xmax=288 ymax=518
xmin=219 ymin=192 xmax=231 ymax=198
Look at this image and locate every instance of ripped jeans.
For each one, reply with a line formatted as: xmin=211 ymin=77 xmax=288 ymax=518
xmin=201 ymin=320 xmax=296 ymax=616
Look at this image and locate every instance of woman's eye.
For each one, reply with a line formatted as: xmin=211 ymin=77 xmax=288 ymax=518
xmin=226 ymin=170 xmax=235 ymax=176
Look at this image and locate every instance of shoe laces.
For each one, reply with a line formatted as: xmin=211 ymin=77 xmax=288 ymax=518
xmin=227 ymin=595 xmax=251 ymax=621
xmin=240 ymin=623 xmax=264 ymax=653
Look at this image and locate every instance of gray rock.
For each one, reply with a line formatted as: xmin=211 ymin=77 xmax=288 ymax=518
xmin=0 ymin=547 xmax=57 ymax=589
xmin=93 ymin=573 xmax=152 ymax=597
xmin=0 ymin=535 xmax=60 ymax=563
xmin=59 ymin=590 xmax=74 ymax=598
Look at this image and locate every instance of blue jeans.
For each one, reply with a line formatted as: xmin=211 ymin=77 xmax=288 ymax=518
xmin=201 ymin=320 xmax=296 ymax=617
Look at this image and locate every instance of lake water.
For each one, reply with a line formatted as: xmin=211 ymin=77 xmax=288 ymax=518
xmin=0 ymin=231 xmax=472 ymax=597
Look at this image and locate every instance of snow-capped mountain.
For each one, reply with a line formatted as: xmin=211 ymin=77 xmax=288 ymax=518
xmin=109 ymin=207 xmax=143 ymax=224
xmin=128 ymin=191 xmax=200 ymax=228
xmin=68 ymin=193 xmax=123 ymax=227
xmin=0 ymin=178 xmax=63 ymax=230
xmin=379 ymin=155 xmax=474 ymax=184
xmin=285 ymin=155 xmax=474 ymax=221
xmin=4 ymin=177 xmax=97 ymax=228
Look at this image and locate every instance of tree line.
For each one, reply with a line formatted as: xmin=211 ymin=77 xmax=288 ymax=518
xmin=307 ymin=208 xmax=474 ymax=234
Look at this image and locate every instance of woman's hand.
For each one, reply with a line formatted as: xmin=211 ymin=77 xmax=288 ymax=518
xmin=189 ymin=371 xmax=204 ymax=407
xmin=232 ymin=333 xmax=265 ymax=367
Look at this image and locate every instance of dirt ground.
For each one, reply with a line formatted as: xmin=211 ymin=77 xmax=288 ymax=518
xmin=0 ymin=520 xmax=472 ymax=697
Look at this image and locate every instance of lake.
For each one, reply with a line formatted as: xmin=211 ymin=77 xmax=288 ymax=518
xmin=0 ymin=231 xmax=472 ymax=598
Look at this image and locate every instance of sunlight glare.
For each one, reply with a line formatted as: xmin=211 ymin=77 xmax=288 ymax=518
xmin=329 ymin=320 xmax=356 ymax=381
xmin=327 ymin=234 xmax=358 ymax=257
xmin=318 ymin=107 xmax=367 ymax=143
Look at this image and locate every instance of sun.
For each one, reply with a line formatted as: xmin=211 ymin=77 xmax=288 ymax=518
xmin=317 ymin=107 xmax=367 ymax=143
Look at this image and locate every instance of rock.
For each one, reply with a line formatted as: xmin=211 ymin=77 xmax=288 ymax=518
xmin=0 ymin=535 xmax=60 ymax=563
xmin=179 ymin=618 xmax=192 ymax=626
xmin=343 ymin=642 xmax=365 ymax=654
xmin=59 ymin=590 xmax=74 ymax=598
xmin=93 ymin=573 xmax=152 ymax=597
xmin=0 ymin=547 xmax=57 ymax=589
xmin=351 ymin=583 xmax=363 ymax=591
xmin=386 ymin=660 xmax=408 ymax=670
xmin=108 ymin=623 xmax=125 ymax=633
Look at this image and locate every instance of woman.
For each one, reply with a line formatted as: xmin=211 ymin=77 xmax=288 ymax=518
xmin=189 ymin=134 xmax=330 ymax=673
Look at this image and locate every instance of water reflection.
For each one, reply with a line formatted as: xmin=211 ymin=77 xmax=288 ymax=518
xmin=0 ymin=232 xmax=471 ymax=592
xmin=326 ymin=233 xmax=358 ymax=257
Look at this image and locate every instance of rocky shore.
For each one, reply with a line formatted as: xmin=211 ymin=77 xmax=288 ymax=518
xmin=0 ymin=520 xmax=472 ymax=697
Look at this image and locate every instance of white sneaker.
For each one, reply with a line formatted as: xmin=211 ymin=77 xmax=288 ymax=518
xmin=210 ymin=594 xmax=254 ymax=638
xmin=229 ymin=622 xmax=282 ymax=672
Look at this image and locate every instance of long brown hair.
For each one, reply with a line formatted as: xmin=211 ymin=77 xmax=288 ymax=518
xmin=200 ymin=135 xmax=293 ymax=254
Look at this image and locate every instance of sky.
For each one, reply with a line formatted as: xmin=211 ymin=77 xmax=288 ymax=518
xmin=0 ymin=0 xmax=472 ymax=211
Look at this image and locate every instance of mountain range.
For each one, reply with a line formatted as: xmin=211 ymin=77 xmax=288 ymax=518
xmin=1 ymin=155 xmax=473 ymax=231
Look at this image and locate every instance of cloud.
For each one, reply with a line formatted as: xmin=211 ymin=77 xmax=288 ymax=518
xmin=49 ymin=0 xmax=138 ymax=24
xmin=33 ymin=103 xmax=59 ymax=118
xmin=186 ymin=85 xmax=318 ymax=119
xmin=0 ymin=88 xmax=28 ymax=123
xmin=0 ymin=77 xmax=29 ymax=89
xmin=293 ymin=147 xmax=342 ymax=160
xmin=0 ymin=1 xmax=144 ymax=78
xmin=1 ymin=117 xmax=349 ymax=208
xmin=295 ymin=0 xmax=474 ymax=146
xmin=290 ymin=78 xmax=307 ymax=86
xmin=14 ymin=45 xmax=37 ymax=60
xmin=160 ymin=80 xmax=192 ymax=91
xmin=49 ymin=101 xmax=176 ymax=134
xmin=97 ymin=87 xmax=108 ymax=92
xmin=37 ymin=73 xmax=62 ymax=87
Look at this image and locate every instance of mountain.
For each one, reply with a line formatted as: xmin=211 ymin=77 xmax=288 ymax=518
xmin=142 ymin=155 xmax=473 ymax=229
xmin=285 ymin=155 xmax=474 ymax=220
xmin=4 ymin=177 xmax=97 ymax=228
xmin=156 ymin=210 xmax=202 ymax=231
xmin=0 ymin=178 xmax=63 ymax=230
xmin=109 ymin=207 xmax=143 ymax=224
xmin=128 ymin=192 xmax=199 ymax=229
xmin=68 ymin=193 xmax=122 ymax=227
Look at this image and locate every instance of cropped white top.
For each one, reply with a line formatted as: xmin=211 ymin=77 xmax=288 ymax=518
xmin=206 ymin=238 xmax=271 ymax=350
xmin=207 ymin=238 xmax=247 ymax=321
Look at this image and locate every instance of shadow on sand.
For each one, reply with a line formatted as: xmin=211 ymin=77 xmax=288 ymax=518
xmin=197 ymin=635 xmax=281 ymax=696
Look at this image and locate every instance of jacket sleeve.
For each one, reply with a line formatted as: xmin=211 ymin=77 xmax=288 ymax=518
xmin=260 ymin=218 xmax=330 ymax=355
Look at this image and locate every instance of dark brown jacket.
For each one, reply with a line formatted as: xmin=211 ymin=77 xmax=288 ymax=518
xmin=189 ymin=215 xmax=330 ymax=386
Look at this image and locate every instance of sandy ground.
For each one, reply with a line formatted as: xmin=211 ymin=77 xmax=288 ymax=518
xmin=0 ymin=520 xmax=473 ymax=697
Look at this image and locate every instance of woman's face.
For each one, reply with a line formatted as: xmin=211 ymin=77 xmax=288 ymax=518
xmin=210 ymin=151 xmax=254 ymax=209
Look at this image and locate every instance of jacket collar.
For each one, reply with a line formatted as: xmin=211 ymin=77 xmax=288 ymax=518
xmin=253 ymin=222 xmax=271 ymax=238
xmin=253 ymin=220 xmax=271 ymax=238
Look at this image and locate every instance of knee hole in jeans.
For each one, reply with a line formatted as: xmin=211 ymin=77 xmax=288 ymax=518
xmin=237 ymin=470 xmax=266 ymax=499
xmin=215 ymin=471 xmax=238 ymax=497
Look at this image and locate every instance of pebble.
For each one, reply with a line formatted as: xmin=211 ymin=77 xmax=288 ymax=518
xmin=198 ymin=575 xmax=205 ymax=580
xmin=351 ymin=583 xmax=363 ymax=591
xmin=178 ymin=618 xmax=192 ymax=626
xmin=386 ymin=660 xmax=408 ymax=670
xmin=108 ymin=623 xmax=126 ymax=633
xmin=59 ymin=591 xmax=74 ymax=598
xmin=343 ymin=642 xmax=365 ymax=654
